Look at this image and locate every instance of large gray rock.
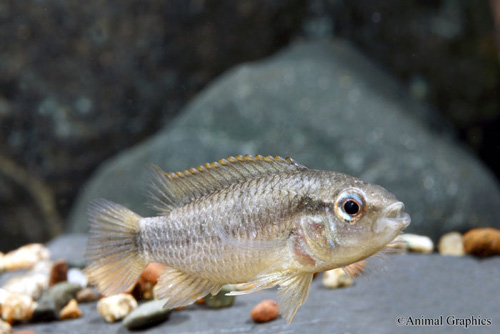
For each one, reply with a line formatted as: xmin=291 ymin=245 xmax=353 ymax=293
xmin=68 ymin=40 xmax=500 ymax=240
xmin=0 ymin=0 xmax=306 ymax=252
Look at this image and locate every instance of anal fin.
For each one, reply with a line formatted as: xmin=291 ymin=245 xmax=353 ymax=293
xmin=277 ymin=272 xmax=314 ymax=323
xmin=154 ymin=267 xmax=222 ymax=309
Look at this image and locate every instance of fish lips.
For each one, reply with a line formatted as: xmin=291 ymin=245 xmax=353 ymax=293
xmin=374 ymin=201 xmax=411 ymax=234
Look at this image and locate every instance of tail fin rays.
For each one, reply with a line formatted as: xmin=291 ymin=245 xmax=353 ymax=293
xmin=84 ymin=199 xmax=146 ymax=296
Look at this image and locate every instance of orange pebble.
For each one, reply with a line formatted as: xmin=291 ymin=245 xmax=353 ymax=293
xmin=140 ymin=263 xmax=166 ymax=284
xmin=251 ymin=299 xmax=279 ymax=323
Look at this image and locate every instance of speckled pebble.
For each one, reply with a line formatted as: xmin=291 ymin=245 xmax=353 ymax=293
xmin=322 ymin=268 xmax=353 ymax=289
xmin=122 ymin=300 xmax=171 ymax=329
xmin=0 ymin=292 xmax=36 ymax=323
xmin=0 ymin=319 xmax=12 ymax=334
xmin=438 ymin=232 xmax=465 ymax=256
xmin=204 ymin=286 xmax=234 ymax=309
xmin=59 ymin=299 xmax=82 ymax=319
xmin=0 ymin=244 xmax=50 ymax=271
xmin=97 ymin=294 xmax=137 ymax=323
xmin=251 ymin=299 xmax=279 ymax=323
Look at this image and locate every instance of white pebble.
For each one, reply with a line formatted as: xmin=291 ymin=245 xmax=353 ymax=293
xmin=0 ymin=244 xmax=50 ymax=271
xmin=438 ymin=232 xmax=465 ymax=256
xmin=67 ymin=268 xmax=88 ymax=288
xmin=0 ymin=319 xmax=12 ymax=334
xmin=97 ymin=294 xmax=137 ymax=323
xmin=1 ymin=260 xmax=52 ymax=299
xmin=322 ymin=268 xmax=353 ymax=289
xmin=394 ymin=233 xmax=434 ymax=253
xmin=1 ymin=273 xmax=48 ymax=299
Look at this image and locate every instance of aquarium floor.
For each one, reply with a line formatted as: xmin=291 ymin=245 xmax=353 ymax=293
xmin=4 ymin=235 xmax=499 ymax=334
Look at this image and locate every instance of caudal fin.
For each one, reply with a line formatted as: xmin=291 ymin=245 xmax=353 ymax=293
xmin=84 ymin=199 xmax=147 ymax=296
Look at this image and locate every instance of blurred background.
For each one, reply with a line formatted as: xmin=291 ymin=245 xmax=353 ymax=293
xmin=1 ymin=0 xmax=499 ymax=252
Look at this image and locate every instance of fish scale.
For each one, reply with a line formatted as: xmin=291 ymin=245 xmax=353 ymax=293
xmin=142 ymin=172 xmax=304 ymax=282
xmin=84 ymin=155 xmax=410 ymax=323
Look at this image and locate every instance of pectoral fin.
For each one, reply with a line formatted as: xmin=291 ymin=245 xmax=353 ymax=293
xmin=154 ymin=267 xmax=222 ymax=309
xmin=277 ymin=272 xmax=314 ymax=323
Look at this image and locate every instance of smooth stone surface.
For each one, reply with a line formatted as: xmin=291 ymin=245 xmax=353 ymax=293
xmin=251 ymin=299 xmax=279 ymax=323
xmin=46 ymin=234 xmax=88 ymax=268
xmin=76 ymin=287 xmax=100 ymax=303
xmin=204 ymin=286 xmax=235 ymax=309
xmin=11 ymin=254 xmax=500 ymax=333
xmin=32 ymin=282 xmax=82 ymax=321
xmin=463 ymin=228 xmax=500 ymax=256
xmin=123 ymin=300 xmax=171 ymax=330
xmin=438 ymin=232 xmax=465 ymax=256
xmin=395 ymin=234 xmax=435 ymax=253
xmin=67 ymin=268 xmax=88 ymax=288
xmin=68 ymin=40 xmax=500 ymax=241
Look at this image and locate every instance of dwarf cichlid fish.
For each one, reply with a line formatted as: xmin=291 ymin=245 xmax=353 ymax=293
xmin=85 ymin=155 xmax=410 ymax=322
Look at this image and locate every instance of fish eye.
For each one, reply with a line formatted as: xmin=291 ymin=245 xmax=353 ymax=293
xmin=336 ymin=191 xmax=365 ymax=223
xmin=343 ymin=199 xmax=360 ymax=215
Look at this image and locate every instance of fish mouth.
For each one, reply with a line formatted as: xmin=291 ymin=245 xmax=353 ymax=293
xmin=374 ymin=201 xmax=411 ymax=233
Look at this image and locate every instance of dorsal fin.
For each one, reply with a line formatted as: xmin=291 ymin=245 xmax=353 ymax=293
xmin=150 ymin=155 xmax=307 ymax=214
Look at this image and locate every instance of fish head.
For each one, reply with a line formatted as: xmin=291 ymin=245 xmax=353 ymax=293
xmin=298 ymin=172 xmax=410 ymax=268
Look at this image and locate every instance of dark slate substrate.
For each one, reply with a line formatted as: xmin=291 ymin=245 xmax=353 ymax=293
xmin=6 ymin=252 xmax=499 ymax=334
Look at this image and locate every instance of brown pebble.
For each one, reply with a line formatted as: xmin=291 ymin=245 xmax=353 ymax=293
xmin=463 ymin=228 xmax=500 ymax=256
xmin=49 ymin=260 xmax=68 ymax=287
xmin=76 ymin=287 xmax=101 ymax=303
xmin=195 ymin=298 xmax=205 ymax=305
xmin=59 ymin=299 xmax=82 ymax=319
xmin=251 ymin=299 xmax=279 ymax=323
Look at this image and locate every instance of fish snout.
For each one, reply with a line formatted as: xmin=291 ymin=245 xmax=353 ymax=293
xmin=374 ymin=201 xmax=411 ymax=233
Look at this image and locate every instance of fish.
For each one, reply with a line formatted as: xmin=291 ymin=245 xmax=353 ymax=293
xmin=85 ymin=154 xmax=410 ymax=323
